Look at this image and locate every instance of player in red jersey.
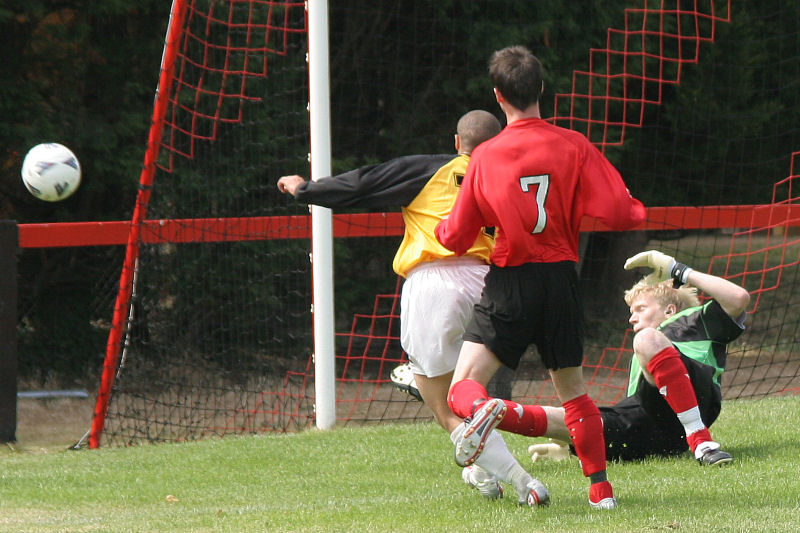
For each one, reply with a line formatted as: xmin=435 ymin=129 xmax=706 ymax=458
xmin=435 ymin=45 xmax=646 ymax=510
xmin=278 ymin=110 xmax=549 ymax=506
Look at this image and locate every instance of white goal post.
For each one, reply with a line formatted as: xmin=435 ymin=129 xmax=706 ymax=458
xmin=307 ymin=0 xmax=336 ymax=429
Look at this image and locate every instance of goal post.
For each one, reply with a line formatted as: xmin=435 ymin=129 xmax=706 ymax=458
xmin=86 ymin=0 xmax=189 ymax=449
xmin=307 ymin=0 xmax=336 ymax=429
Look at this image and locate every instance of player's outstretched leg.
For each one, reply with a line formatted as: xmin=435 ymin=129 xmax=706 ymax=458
xmin=461 ymin=465 xmax=503 ymax=500
xmin=454 ymin=397 xmax=506 ymax=467
xmin=456 ymin=426 xmax=550 ymax=507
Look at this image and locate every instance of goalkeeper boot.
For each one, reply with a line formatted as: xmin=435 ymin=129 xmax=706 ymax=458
xmin=454 ymin=398 xmax=507 ymax=467
xmin=588 ymin=480 xmax=617 ymax=510
xmin=519 ymin=478 xmax=550 ymax=507
xmin=695 ymin=441 xmax=733 ymax=466
xmin=461 ymin=465 xmax=503 ymax=500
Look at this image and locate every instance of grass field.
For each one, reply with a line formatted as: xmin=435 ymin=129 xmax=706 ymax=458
xmin=2 ymin=395 xmax=799 ymax=532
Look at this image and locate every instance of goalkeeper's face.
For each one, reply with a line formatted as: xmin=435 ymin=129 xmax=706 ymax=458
xmin=628 ymin=294 xmax=671 ymax=332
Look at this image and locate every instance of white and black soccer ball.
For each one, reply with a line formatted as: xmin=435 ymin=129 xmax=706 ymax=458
xmin=21 ymin=143 xmax=81 ymax=202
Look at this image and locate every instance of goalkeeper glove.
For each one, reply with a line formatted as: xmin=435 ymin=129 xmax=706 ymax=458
xmin=528 ymin=440 xmax=570 ymax=462
xmin=623 ymin=250 xmax=694 ymax=287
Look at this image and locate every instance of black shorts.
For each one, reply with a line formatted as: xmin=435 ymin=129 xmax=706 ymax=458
xmin=600 ymin=354 xmax=723 ymax=461
xmin=463 ymin=261 xmax=584 ymax=371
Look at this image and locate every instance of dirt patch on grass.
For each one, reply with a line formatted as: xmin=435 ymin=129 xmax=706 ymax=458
xmin=6 ymin=396 xmax=93 ymax=453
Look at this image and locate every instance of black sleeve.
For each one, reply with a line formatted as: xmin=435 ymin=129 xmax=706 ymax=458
xmin=701 ymin=300 xmax=746 ymax=343
xmin=293 ymin=154 xmax=453 ymax=209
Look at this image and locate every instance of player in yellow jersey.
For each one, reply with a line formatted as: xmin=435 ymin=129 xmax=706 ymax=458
xmin=277 ymin=110 xmax=549 ymax=506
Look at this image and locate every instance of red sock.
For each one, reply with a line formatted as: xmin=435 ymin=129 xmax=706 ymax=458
xmin=448 ymin=380 xmax=547 ymax=436
xmin=686 ymin=428 xmax=714 ymax=453
xmin=646 ymin=346 xmax=699 ymax=415
xmin=588 ymin=480 xmax=614 ymax=504
xmin=447 ymin=379 xmax=489 ymax=419
xmin=563 ymin=394 xmax=606 ymax=477
xmin=496 ymin=401 xmax=547 ymax=437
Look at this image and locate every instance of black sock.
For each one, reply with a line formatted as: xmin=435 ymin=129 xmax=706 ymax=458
xmin=589 ymin=470 xmax=607 ymax=484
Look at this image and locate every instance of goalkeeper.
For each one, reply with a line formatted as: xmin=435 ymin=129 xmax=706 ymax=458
xmin=529 ymin=250 xmax=750 ymax=465
xmin=277 ymin=110 xmax=548 ymax=506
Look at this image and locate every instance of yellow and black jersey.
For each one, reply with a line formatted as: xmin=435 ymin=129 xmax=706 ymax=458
xmin=293 ymin=154 xmax=494 ymax=277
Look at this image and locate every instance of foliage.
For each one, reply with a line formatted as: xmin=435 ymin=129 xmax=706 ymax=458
xmin=0 ymin=1 xmax=169 ymax=222
xmin=618 ymin=1 xmax=800 ymax=207
xmin=1 ymin=1 xmax=171 ymax=383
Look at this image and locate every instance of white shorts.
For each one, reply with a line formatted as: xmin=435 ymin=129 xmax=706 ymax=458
xmin=401 ymin=257 xmax=488 ymax=378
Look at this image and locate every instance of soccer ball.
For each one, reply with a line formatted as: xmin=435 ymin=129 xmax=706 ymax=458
xmin=21 ymin=143 xmax=82 ymax=202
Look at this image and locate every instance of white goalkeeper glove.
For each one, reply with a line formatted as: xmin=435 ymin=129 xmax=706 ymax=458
xmin=623 ymin=250 xmax=694 ymax=287
xmin=528 ymin=440 xmax=570 ymax=462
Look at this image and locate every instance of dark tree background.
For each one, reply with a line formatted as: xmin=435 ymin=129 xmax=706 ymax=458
xmin=1 ymin=1 xmax=171 ymax=384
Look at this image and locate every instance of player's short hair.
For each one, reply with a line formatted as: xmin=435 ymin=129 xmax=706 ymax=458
xmin=624 ymin=278 xmax=701 ymax=311
xmin=456 ymin=110 xmax=501 ymax=153
xmin=488 ymin=45 xmax=543 ymax=112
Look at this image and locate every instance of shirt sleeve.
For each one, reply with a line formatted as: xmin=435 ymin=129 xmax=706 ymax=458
xmin=293 ymin=154 xmax=451 ymax=209
xmin=579 ymin=142 xmax=646 ymax=230
xmin=701 ymin=299 xmax=747 ymax=342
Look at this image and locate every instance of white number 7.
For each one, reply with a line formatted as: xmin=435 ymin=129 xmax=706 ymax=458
xmin=519 ymin=174 xmax=549 ymax=234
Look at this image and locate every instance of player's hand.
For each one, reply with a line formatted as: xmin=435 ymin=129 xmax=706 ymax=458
xmin=277 ymin=175 xmax=306 ymax=196
xmin=528 ymin=440 xmax=570 ymax=462
xmin=624 ymin=250 xmax=676 ymax=285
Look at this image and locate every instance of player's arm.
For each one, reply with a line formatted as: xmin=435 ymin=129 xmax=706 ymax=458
xmin=277 ymin=154 xmax=451 ymax=209
xmin=579 ymin=142 xmax=646 ymax=230
xmin=624 ymin=250 xmax=751 ymax=319
xmin=683 ymin=270 xmax=750 ymax=319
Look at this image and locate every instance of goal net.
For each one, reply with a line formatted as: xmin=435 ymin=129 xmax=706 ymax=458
xmin=86 ymin=0 xmax=800 ymax=446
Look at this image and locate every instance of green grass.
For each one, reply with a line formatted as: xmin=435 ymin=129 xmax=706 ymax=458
xmin=2 ymin=396 xmax=799 ymax=532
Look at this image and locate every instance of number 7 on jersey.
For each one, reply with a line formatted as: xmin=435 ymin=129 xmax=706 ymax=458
xmin=519 ymin=174 xmax=549 ymax=234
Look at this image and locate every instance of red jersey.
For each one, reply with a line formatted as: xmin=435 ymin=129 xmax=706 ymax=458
xmin=436 ymin=117 xmax=645 ymax=267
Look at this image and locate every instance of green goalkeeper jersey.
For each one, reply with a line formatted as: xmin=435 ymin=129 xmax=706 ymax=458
xmin=626 ymin=299 xmax=746 ymax=396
